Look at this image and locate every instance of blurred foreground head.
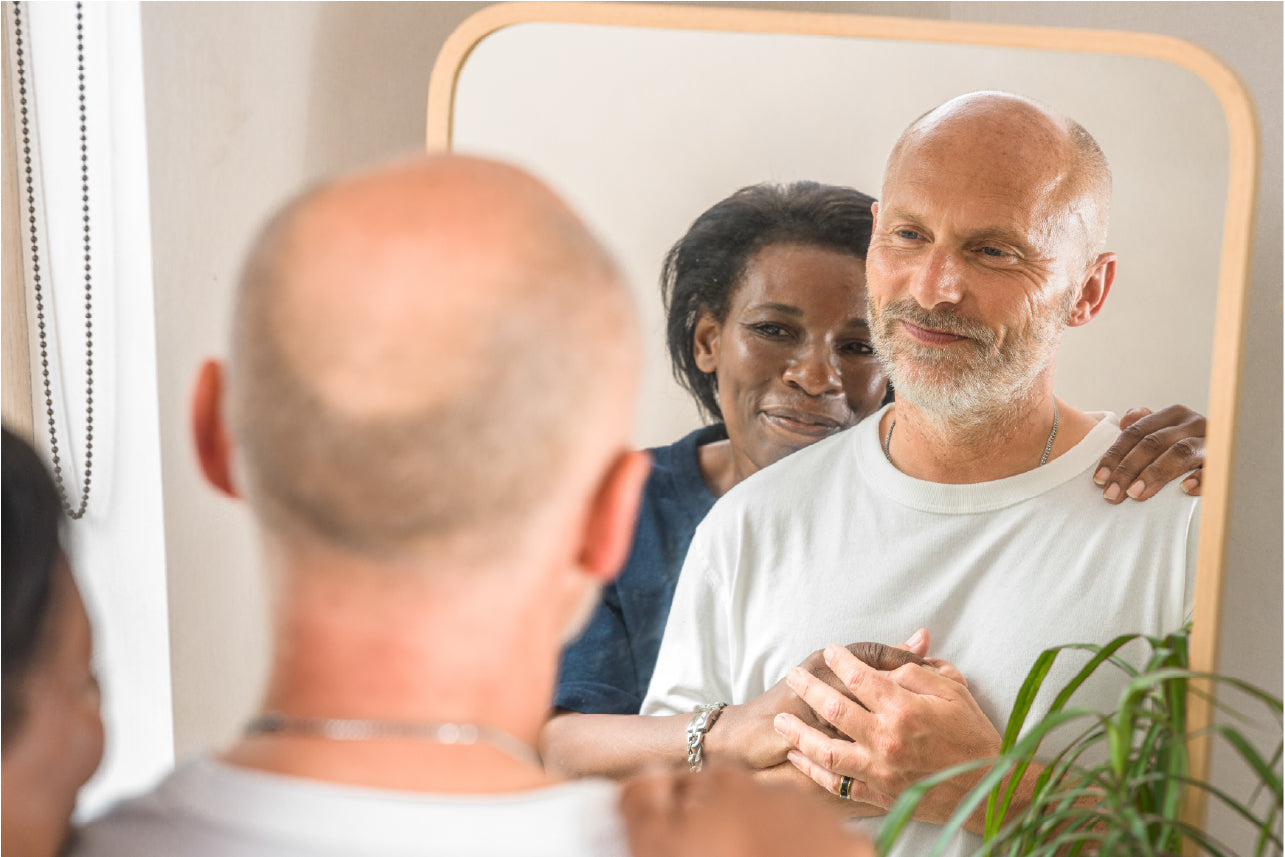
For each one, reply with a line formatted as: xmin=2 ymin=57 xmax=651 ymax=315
xmin=200 ymin=154 xmax=644 ymax=578
xmin=2 ymin=427 xmax=104 ymax=857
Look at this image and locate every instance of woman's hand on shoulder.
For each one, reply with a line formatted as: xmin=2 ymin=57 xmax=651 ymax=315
xmin=1094 ymin=405 xmax=1205 ymax=503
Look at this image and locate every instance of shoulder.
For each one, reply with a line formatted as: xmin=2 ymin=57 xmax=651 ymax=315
xmin=647 ymin=424 xmax=726 ymax=468
xmin=684 ymin=420 xmax=871 ymax=569
xmin=71 ymin=761 xmax=207 ymax=856
xmin=74 ymin=760 xmax=632 ymax=857
xmin=710 ymin=419 xmax=868 ymax=519
xmin=1045 ymin=413 xmax=1201 ymax=547
xmin=642 ymin=425 xmax=722 ymax=508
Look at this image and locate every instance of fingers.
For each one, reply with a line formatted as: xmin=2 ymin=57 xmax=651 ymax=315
xmin=1181 ymin=467 xmax=1203 ymax=496
xmin=774 ymin=711 xmax=868 ymax=782
xmin=846 ymin=641 xmax=927 ymax=671
xmin=922 ymin=657 xmax=967 ymax=687
xmin=897 ymin=627 xmax=929 ymax=657
xmin=825 ymin=644 xmax=968 ymax=709
xmin=819 ymin=645 xmax=916 ymax=711
xmin=787 ymin=657 xmax=884 ymax=732
xmin=1116 ymin=406 xmax=1151 ymax=431
xmin=1093 ymin=405 xmax=1206 ymax=503
xmin=785 ymin=751 xmax=891 ymax=809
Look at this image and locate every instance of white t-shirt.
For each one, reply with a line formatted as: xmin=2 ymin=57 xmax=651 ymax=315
xmin=72 ymin=756 xmax=629 ymax=857
xmin=641 ymin=407 xmax=1198 ymax=856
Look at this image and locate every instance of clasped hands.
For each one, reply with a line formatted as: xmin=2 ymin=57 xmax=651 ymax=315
xmin=712 ymin=630 xmax=1002 ymax=826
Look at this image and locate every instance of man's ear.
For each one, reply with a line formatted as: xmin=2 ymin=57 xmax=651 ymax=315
xmin=577 ymin=449 xmax=651 ymax=584
xmin=1067 ymin=251 xmax=1116 ymax=328
xmin=192 ymin=360 xmax=241 ymax=499
xmin=692 ymin=312 xmax=722 ymax=374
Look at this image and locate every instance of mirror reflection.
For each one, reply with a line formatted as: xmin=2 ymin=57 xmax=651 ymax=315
xmin=436 ymin=9 xmax=1262 ymax=851
xmin=451 ymin=21 xmax=1227 ymax=449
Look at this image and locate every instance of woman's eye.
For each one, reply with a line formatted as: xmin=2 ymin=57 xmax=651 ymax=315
xmin=842 ymin=341 xmax=875 ymax=356
xmin=751 ymin=322 xmax=788 ymax=337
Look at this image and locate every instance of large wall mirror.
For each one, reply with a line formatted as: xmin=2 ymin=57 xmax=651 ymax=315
xmin=427 ymin=0 xmax=1257 ymax=829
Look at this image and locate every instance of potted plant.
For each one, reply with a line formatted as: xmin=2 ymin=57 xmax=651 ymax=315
xmin=877 ymin=627 xmax=1283 ymax=856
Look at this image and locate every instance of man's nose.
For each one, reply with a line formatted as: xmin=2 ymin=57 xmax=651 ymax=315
xmin=908 ymin=247 xmax=965 ymax=309
xmin=782 ymin=341 xmax=842 ymax=397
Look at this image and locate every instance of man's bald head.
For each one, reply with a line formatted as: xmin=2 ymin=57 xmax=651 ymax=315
xmin=885 ymin=91 xmax=1112 ymax=272
xmin=227 ymin=155 xmax=639 ymax=559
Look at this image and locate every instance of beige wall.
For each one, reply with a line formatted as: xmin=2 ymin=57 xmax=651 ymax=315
xmin=142 ymin=3 xmax=1280 ymax=839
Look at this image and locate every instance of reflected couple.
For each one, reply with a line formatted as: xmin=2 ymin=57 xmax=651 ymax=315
xmin=541 ymin=174 xmax=1207 ymax=781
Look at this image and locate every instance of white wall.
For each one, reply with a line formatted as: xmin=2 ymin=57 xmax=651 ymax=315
xmin=135 ymin=4 xmax=1280 ymax=844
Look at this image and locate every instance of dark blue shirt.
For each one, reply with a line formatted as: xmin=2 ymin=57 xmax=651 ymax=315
xmin=554 ymin=424 xmax=726 ymax=714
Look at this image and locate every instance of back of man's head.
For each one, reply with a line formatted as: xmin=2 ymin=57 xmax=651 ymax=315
xmin=225 ymin=155 xmax=639 ymax=563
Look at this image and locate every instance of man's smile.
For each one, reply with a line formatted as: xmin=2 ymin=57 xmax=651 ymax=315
xmin=899 ymin=320 xmax=970 ymax=346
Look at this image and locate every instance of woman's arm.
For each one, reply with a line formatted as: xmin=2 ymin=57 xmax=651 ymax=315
xmin=541 ymin=711 xmax=688 ymax=779
xmin=541 ymin=675 xmax=813 ymax=779
xmin=541 ymin=640 xmax=931 ymax=780
xmin=1094 ymin=405 xmax=1205 ymax=502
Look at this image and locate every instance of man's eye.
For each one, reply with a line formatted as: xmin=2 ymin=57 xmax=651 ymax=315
xmin=980 ymin=246 xmax=1008 ymax=258
xmin=895 ymin=229 xmax=922 ymax=241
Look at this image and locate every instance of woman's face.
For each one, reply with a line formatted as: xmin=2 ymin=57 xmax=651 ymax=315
xmin=694 ymin=243 xmax=888 ymax=481
xmin=1 ymin=561 xmax=104 ymax=857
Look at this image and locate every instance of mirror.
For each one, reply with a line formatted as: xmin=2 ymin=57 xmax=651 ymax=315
xmin=427 ymin=1 xmax=1257 ymax=827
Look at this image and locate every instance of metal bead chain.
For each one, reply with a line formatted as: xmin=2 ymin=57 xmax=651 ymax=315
xmin=13 ymin=0 xmax=94 ymax=519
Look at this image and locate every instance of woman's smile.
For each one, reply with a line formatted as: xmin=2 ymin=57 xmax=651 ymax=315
xmin=760 ymin=406 xmax=845 ymax=439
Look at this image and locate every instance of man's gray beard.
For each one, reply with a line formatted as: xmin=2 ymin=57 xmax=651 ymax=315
xmin=869 ymin=297 xmax=1068 ymax=431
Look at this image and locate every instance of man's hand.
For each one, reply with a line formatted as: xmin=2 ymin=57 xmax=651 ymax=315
xmin=1094 ymin=405 xmax=1205 ymax=502
xmin=773 ymin=643 xmax=1001 ymax=827
xmin=753 ymin=760 xmax=886 ymax=818
xmin=708 ymin=632 xmax=932 ymax=770
xmin=620 ymin=764 xmax=875 ymax=857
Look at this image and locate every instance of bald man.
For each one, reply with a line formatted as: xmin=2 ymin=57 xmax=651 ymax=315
xmin=71 ymin=156 xmax=872 ymax=856
xmin=641 ymin=93 xmax=1199 ymax=856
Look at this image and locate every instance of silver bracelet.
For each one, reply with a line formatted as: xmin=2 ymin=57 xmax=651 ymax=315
xmin=686 ymin=702 xmax=726 ymax=772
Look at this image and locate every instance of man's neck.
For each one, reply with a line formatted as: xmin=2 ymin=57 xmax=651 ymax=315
xmin=880 ymin=394 xmax=1097 ymax=484
xmin=222 ymin=556 xmax=568 ymax=794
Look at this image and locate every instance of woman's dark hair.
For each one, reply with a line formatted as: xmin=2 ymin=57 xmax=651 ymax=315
xmin=2 ymin=426 xmax=65 ymax=748
xmin=662 ymin=181 xmax=877 ymax=422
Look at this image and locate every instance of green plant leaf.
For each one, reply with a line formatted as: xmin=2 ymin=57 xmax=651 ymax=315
xmin=879 ymin=709 xmax=1097 ymax=855
xmin=878 ymin=626 xmax=1283 ymax=857
xmin=989 ymin=634 xmax=1143 ymax=834
xmin=1125 ymin=771 xmax=1284 ymax=851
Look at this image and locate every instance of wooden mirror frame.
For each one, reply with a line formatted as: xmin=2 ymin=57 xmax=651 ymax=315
xmin=426 ymin=1 xmax=1260 ymax=833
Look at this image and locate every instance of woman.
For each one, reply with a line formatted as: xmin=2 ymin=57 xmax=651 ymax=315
xmin=2 ymin=427 xmax=105 ymax=857
xmin=540 ymin=182 xmax=1206 ymax=779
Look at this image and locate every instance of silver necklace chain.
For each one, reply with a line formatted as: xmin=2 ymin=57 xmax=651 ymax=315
xmin=882 ymin=400 xmax=1060 ymax=468
xmin=244 ymin=711 xmax=544 ymax=770
xmin=13 ymin=1 xmax=94 ymax=519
